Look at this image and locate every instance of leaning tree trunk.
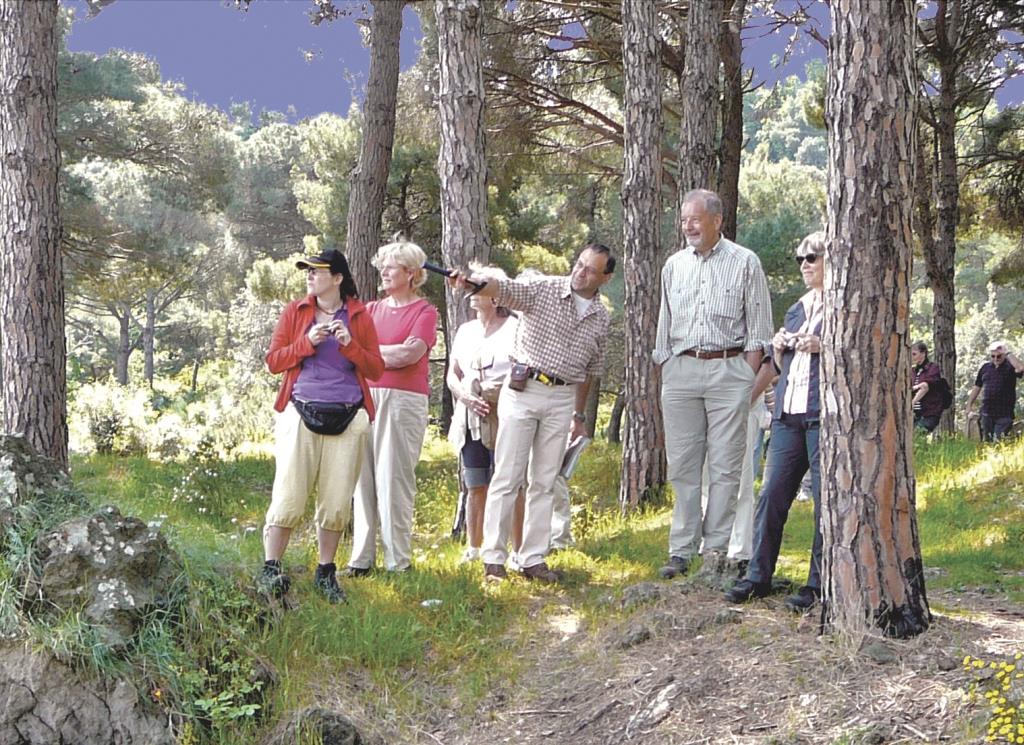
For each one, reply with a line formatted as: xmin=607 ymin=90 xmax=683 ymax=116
xmin=822 ymin=0 xmax=930 ymax=638
xmin=718 ymin=0 xmax=746 ymax=241
xmin=0 ymin=0 xmax=67 ymax=470
xmin=436 ymin=0 xmax=491 ymax=335
xmin=345 ymin=0 xmax=404 ymax=301
xmin=675 ymin=0 xmax=722 ymax=243
xmin=620 ymin=0 xmax=666 ymax=510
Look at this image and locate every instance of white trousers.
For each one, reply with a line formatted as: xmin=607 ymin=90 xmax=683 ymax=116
xmin=481 ymin=380 xmax=575 ymax=568
xmin=549 ymin=475 xmax=573 ymax=549
xmin=349 ymin=388 xmax=428 ymax=571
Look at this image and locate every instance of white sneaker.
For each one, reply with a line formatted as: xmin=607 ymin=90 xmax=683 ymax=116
xmin=459 ymin=547 xmax=480 ymax=564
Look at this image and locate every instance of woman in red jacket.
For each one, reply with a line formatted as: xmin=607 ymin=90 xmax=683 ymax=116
xmin=261 ymin=248 xmax=384 ymax=603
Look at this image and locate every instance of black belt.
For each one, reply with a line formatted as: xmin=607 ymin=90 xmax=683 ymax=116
xmin=528 ymin=369 xmax=569 ymax=386
xmin=681 ymin=347 xmax=744 ymax=360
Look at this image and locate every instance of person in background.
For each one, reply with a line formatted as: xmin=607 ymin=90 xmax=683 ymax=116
xmin=911 ymin=341 xmax=945 ymax=433
xmin=965 ymin=341 xmax=1024 ymax=442
xmin=447 ymin=266 xmax=520 ymax=563
xmin=260 ymin=248 xmax=383 ymax=603
xmin=725 ymin=231 xmax=827 ymax=613
xmin=347 ymin=238 xmax=438 ymax=574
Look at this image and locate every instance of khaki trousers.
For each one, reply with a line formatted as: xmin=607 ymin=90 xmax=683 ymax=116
xmin=662 ymin=354 xmax=754 ymax=559
xmin=701 ymin=404 xmax=763 ymax=560
xmin=481 ymin=379 xmax=575 ymax=568
xmin=349 ymin=388 xmax=428 ymax=571
xmin=265 ymin=403 xmax=369 ymax=533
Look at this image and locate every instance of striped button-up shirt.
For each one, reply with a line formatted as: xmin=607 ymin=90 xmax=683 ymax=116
xmin=652 ymin=237 xmax=773 ymax=365
xmin=493 ymin=275 xmax=609 ymax=383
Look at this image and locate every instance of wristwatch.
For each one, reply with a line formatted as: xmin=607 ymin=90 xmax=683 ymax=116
xmin=572 ymin=411 xmax=586 ymax=423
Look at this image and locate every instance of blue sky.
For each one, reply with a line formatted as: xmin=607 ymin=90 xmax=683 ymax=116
xmin=61 ymin=0 xmax=1020 ymax=121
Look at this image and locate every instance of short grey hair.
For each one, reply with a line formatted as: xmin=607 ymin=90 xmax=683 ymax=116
xmin=796 ymin=231 xmax=827 ymax=257
xmin=681 ymin=189 xmax=723 ymax=216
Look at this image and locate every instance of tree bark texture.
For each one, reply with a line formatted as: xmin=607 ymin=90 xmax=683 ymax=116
xmin=823 ymin=0 xmax=930 ymax=638
xmin=620 ymin=0 xmax=666 ymax=510
xmin=436 ymin=0 xmax=491 ymax=334
xmin=345 ymin=0 xmax=404 ymax=301
xmin=718 ymin=0 xmax=746 ymax=241
xmin=675 ymin=0 xmax=722 ymax=245
xmin=0 ymin=0 xmax=68 ymax=469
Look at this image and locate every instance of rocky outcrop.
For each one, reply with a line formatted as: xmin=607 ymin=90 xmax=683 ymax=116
xmin=23 ymin=504 xmax=185 ymax=650
xmin=0 ymin=642 xmax=174 ymax=745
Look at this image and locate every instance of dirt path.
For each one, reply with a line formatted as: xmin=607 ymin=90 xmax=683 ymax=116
xmin=430 ymin=584 xmax=1023 ymax=744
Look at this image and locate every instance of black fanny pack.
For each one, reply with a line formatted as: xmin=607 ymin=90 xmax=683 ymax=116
xmin=292 ymin=399 xmax=362 ymax=436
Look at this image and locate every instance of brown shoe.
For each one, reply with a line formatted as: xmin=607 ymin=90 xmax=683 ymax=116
xmin=483 ymin=563 xmax=507 ymax=583
xmin=520 ymin=562 xmax=563 ymax=583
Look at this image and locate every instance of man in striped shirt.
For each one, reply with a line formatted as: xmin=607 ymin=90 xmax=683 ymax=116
xmin=653 ymin=189 xmax=773 ymax=580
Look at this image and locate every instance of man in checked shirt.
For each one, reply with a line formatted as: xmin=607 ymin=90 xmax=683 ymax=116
xmin=653 ymin=189 xmax=773 ymax=580
xmin=450 ymin=245 xmax=614 ymax=583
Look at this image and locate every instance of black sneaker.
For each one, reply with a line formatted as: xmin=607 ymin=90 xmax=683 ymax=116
xmin=783 ymin=585 xmax=821 ymax=612
xmin=314 ymin=563 xmax=347 ymax=604
xmin=257 ymin=560 xmax=291 ymax=598
xmin=341 ymin=565 xmax=372 ymax=578
xmin=658 ymin=555 xmax=689 ymax=579
xmin=724 ymin=578 xmax=772 ymax=603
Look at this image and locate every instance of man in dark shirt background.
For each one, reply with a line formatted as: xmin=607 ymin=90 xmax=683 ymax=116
xmin=911 ymin=341 xmax=945 ymax=433
xmin=965 ymin=341 xmax=1024 ymax=441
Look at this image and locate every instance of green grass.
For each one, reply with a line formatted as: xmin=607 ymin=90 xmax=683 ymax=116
xmin=58 ymin=430 xmax=1024 ymax=742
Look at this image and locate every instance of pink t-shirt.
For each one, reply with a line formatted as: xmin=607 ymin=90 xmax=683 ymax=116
xmin=367 ymin=297 xmax=438 ymax=395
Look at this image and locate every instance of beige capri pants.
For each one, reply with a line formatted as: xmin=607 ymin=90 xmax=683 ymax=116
xmin=265 ymin=402 xmax=370 ymax=533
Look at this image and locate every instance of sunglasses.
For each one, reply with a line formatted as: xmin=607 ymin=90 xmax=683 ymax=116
xmin=991 ymin=354 xmax=1005 ymax=360
xmin=794 ymin=254 xmax=820 ymax=266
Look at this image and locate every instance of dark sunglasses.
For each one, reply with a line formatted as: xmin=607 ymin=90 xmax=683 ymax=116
xmin=991 ymin=354 xmax=1005 ymax=360
xmin=794 ymin=254 xmax=820 ymax=266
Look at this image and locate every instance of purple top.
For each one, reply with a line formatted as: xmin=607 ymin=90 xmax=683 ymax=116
xmin=913 ymin=361 xmax=945 ymax=418
xmin=292 ymin=307 xmax=363 ymax=405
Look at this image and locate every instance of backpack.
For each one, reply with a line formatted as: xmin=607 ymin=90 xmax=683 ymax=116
xmin=936 ymin=376 xmax=954 ymax=411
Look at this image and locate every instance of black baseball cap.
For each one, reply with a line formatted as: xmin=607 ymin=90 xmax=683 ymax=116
xmin=296 ymin=248 xmax=350 ymax=275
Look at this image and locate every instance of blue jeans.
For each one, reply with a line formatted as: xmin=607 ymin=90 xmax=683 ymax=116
xmin=747 ymin=413 xmax=822 ymax=590
xmin=914 ymin=413 xmax=940 ymax=433
xmin=981 ymin=415 xmax=1013 ymax=442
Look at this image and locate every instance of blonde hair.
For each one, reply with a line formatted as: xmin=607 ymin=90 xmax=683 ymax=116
xmin=372 ymin=239 xmax=427 ymax=291
xmin=796 ymin=231 xmax=827 ymax=256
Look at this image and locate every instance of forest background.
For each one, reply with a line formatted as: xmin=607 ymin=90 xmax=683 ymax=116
xmin=56 ymin=0 xmax=1024 ymax=462
xmin=4 ymin=1 xmax=1024 ymax=742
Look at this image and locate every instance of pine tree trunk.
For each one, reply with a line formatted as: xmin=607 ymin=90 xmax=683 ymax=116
xmin=436 ymin=0 xmax=490 ymax=336
xmin=143 ymin=289 xmax=156 ymax=387
xmin=675 ymin=0 xmax=722 ymax=244
xmin=620 ymin=0 xmax=666 ymax=510
xmin=822 ymin=0 xmax=930 ymax=638
xmin=607 ymin=391 xmax=625 ymax=445
xmin=0 ymin=0 xmax=67 ymax=469
xmin=115 ymin=309 xmax=131 ymax=386
xmin=930 ymin=0 xmax=960 ymax=435
xmin=345 ymin=0 xmax=404 ymax=301
xmin=718 ymin=0 xmax=746 ymax=241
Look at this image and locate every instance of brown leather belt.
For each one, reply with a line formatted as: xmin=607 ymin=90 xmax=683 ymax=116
xmin=681 ymin=347 xmax=744 ymax=360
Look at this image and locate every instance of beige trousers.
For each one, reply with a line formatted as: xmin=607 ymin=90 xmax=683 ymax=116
xmin=481 ymin=379 xmax=575 ymax=568
xmin=662 ymin=354 xmax=754 ymax=559
xmin=349 ymin=388 xmax=428 ymax=571
xmin=265 ymin=403 xmax=369 ymax=533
